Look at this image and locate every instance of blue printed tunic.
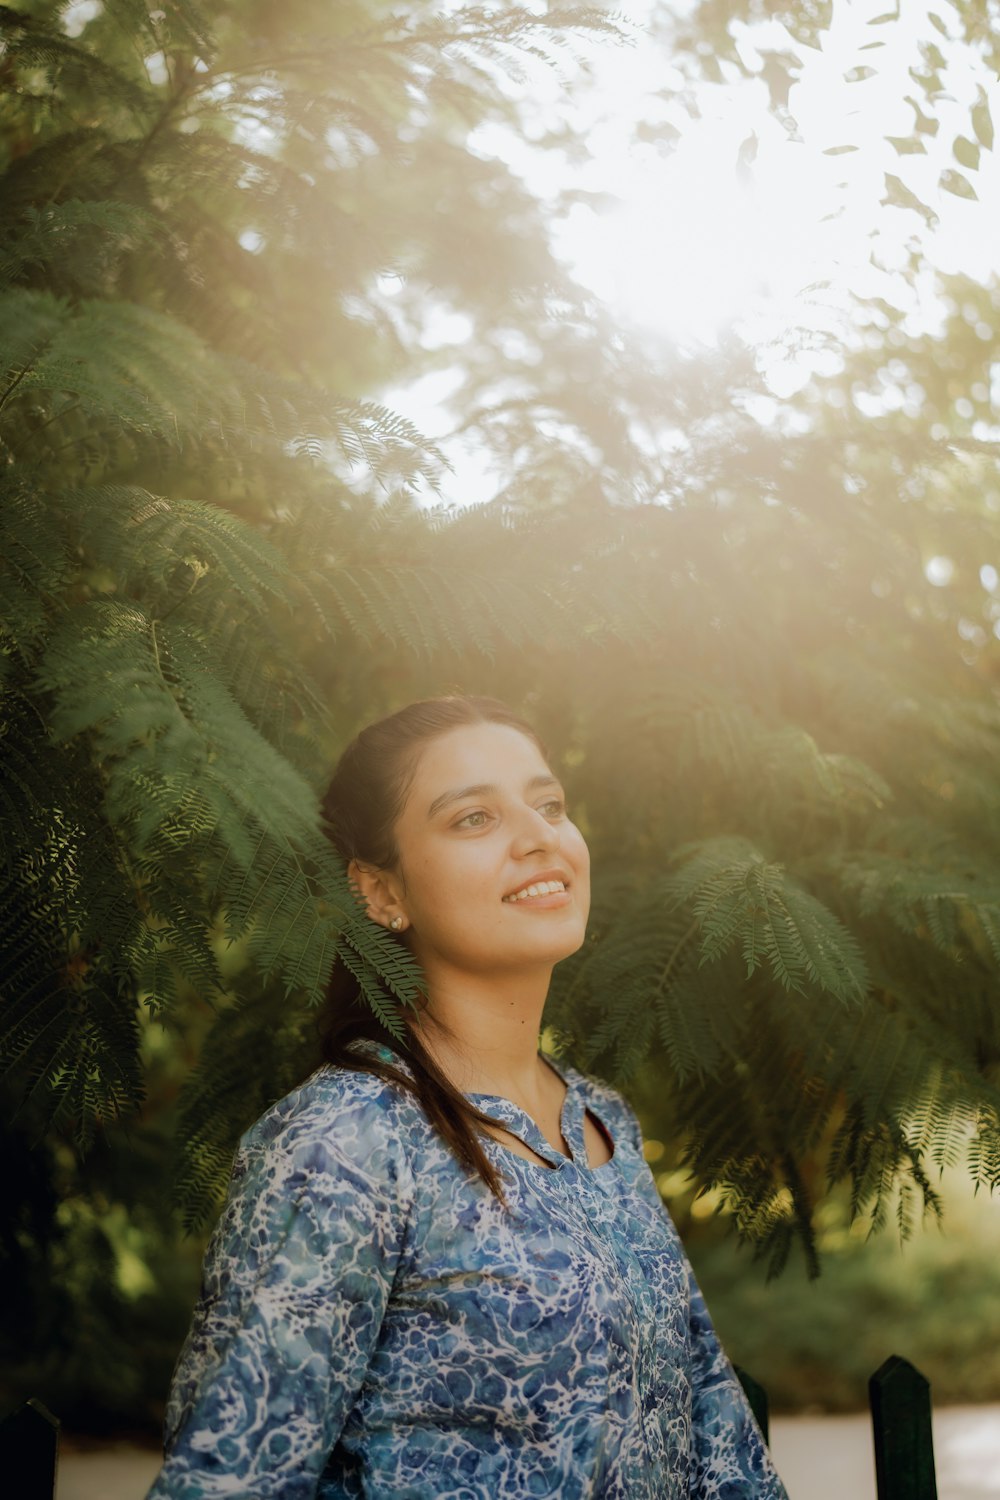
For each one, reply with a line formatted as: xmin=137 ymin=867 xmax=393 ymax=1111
xmin=147 ymin=1048 xmax=788 ymax=1499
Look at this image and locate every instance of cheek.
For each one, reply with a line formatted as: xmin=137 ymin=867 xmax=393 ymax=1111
xmin=568 ymin=829 xmax=592 ymax=913
xmin=409 ymin=849 xmax=495 ymax=910
xmin=567 ymin=824 xmax=591 ymax=876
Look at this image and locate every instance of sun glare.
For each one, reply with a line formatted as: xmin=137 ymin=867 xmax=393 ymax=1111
xmin=391 ymin=1 xmax=999 ymax=504
xmin=555 ymin=118 xmax=844 ymax=349
xmin=539 ymin=1 xmax=997 ymax=359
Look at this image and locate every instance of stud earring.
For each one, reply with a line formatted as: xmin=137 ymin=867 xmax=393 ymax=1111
xmin=389 ymin=916 xmax=404 ymax=931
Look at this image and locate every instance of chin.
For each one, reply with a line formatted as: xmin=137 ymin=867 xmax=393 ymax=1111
xmin=537 ymin=924 xmax=589 ymax=965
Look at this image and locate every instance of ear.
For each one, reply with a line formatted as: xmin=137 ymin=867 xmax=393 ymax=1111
xmin=348 ymin=858 xmax=407 ymax=931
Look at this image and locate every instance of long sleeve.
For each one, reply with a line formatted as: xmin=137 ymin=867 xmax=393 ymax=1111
xmin=685 ymin=1264 xmax=788 ymax=1498
xmin=145 ymin=1073 xmax=414 ymax=1500
xmin=600 ymin=1086 xmax=788 ymax=1499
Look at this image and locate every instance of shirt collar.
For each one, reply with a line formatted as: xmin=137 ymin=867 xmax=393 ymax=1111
xmin=348 ymin=1040 xmax=586 ymax=1167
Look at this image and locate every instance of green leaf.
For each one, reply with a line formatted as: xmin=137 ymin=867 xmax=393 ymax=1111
xmin=885 ymin=135 xmax=925 ymax=155
xmin=668 ymin=838 xmax=869 ymax=1006
xmin=939 ymin=168 xmax=977 ymax=200
xmin=953 ymin=136 xmax=980 ymax=171
xmin=634 ymin=120 xmax=681 ymax=149
xmin=973 ymin=90 xmax=994 ymax=150
xmin=905 ymin=95 xmax=939 ymax=136
xmin=882 ymin=173 xmax=937 ymax=224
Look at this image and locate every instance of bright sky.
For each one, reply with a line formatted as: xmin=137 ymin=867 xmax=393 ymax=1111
xmin=63 ymin=0 xmax=1000 ymax=506
xmin=541 ymin=0 xmax=1000 ymax=358
xmin=384 ymin=0 xmax=1000 ymax=505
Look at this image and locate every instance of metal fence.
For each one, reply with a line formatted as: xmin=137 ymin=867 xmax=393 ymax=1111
xmin=737 ymin=1353 xmax=938 ymax=1500
xmin=1 ymin=1354 xmax=938 ymax=1499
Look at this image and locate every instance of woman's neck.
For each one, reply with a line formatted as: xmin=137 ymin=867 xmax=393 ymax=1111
xmin=414 ymin=963 xmax=555 ymax=1106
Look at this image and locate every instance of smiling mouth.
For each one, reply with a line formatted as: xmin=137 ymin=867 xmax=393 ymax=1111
xmin=502 ymin=879 xmax=568 ymax=903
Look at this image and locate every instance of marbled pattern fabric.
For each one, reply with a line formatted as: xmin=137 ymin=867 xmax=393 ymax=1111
xmin=147 ymin=1047 xmax=788 ymax=1499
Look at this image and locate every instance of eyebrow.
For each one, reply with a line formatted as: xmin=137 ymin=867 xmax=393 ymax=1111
xmin=426 ymin=774 xmax=562 ymax=821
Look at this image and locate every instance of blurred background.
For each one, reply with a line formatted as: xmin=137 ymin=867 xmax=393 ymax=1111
xmin=3 ymin=0 xmax=1000 ymax=1480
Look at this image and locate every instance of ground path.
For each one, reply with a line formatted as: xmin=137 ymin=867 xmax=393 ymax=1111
xmin=57 ymin=1406 xmax=1000 ymax=1499
xmin=769 ymin=1406 xmax=1000 ymax=1499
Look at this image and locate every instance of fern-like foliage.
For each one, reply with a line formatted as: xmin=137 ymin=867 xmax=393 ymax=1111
xmin=0 ymin=0 xmax=632 ymax=1224
xmin=668 ymin=836 xmax=869 ymax=1005
xmin=545 ymin=584 xmax=1000 ymax=1270
xmin=4 ymin=0 xmax=1000 ymax=1276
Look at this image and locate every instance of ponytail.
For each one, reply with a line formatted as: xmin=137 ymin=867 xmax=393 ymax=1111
xmin=317 ymin=695 xmax=547 ymax=1203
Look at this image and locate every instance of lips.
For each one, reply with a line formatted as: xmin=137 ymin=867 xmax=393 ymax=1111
xmin=502 ymin=869 xmax=571 ymax=903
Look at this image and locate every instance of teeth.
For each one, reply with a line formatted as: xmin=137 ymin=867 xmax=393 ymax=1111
xmin=503 ymin=880 xmax=566 ymax=902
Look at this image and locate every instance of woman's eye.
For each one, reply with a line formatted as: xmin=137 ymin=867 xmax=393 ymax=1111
xmin=540 ymin=799 xmax=566 ymax=818
xmin=456 ymin=810 xmax=489 ymax=829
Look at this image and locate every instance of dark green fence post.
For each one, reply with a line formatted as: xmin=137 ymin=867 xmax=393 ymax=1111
xmin=735 ymin=1365 xmax=770 ymax=1444
xmin=869 ymin=1356 xmax=937 ymax=1500
xmin=0 ymin=1398 xmax=60 ymax=1500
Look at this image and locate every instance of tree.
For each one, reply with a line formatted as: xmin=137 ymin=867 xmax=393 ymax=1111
xmin=2 ymin=0 xmax=1000 ymax=1380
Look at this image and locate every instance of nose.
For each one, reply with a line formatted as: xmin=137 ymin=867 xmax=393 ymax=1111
xmin=511 ymin=804 xmax=560 ymax=857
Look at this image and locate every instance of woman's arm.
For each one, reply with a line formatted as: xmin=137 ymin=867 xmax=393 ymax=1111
xmin=595 ymin=1083 xmax=788 ymax=1499
xmin=145 ymin=1073 xmax=414 ymax=1500
xmin=685 ymin=1265 xmax=789 ymax=1499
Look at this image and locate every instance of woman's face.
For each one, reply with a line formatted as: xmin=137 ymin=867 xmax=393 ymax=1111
xmin=383 ymin=721 xmax=590 ymax=979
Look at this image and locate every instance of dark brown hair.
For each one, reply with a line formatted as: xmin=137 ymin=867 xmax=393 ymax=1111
xmin=319 ymin=695 xmax=548 ymax=1201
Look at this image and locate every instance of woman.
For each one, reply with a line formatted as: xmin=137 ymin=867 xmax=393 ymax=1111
xmin=147 ymin=695 xmax=788 ymax=1499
